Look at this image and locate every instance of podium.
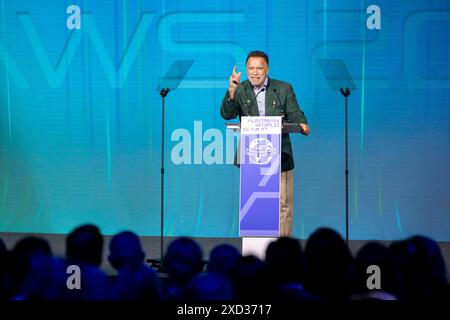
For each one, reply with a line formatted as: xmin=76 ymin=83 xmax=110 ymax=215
xmin=226 ymin=117 xmax=304 ymax=258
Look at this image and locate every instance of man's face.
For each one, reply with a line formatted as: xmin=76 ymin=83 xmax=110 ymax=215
xmin=246 ymin=56 xmax=269 ymax=87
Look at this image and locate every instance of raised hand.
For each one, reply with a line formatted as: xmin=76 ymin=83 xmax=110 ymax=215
xmin=228 ymin=65 xmax=241 ymax=99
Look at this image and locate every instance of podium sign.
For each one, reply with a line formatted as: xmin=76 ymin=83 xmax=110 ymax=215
xmin=239 ymin=116 xmax=282 ymax=236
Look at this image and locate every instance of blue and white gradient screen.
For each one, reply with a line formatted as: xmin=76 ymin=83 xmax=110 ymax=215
xmin=0 ymin=0 xmax=449 ymax=241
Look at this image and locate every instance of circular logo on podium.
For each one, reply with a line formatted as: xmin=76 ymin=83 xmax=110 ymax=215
xmin=246 ymin=138 xmax=275 ymax=165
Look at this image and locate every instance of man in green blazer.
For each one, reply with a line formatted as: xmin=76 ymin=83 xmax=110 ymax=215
xmin=220 ymin=51 xmax=310 ymax=237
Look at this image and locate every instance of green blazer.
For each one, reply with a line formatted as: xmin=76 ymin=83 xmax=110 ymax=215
xmin=220 ymin=78 xmax=308 ymax=172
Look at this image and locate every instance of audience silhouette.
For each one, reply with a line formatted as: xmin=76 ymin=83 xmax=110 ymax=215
xmin=108 ymin=231 xmax=163 ymax=300
xmin=0 ymin=224 xmax=448 ymax=302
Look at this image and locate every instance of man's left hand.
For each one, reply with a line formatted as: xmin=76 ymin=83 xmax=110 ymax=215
xmin=299 ymin=123 xmax=310 ymax=135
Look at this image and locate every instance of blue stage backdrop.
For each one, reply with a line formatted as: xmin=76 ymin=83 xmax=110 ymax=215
xmin=0 ymin=0 xmax=449 ymax=240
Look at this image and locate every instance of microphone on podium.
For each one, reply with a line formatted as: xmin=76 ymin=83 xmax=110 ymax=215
xmin=242 ymin=88 xmax=265 ymax=117
xmin=250 ymin=87 xmax=266 ymax=109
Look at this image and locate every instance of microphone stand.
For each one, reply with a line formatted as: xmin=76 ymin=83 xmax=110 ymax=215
xmin=159 ymin=87 xmax=170 ymax=271
xmin=340 ymin=87 xmax=350 ymax=245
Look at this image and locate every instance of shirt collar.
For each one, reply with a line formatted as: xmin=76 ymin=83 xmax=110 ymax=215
xmin=252 ymin=76 xmax=268 ymax=91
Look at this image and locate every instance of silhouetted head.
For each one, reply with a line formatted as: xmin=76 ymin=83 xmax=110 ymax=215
xmin=0 ymin=237 xmax=7 ymax=270
xmin=230 ymin=255 xmax=270 ymax=300
xmin=266 ymin=237 xmax=303 ymax=285
xmin=354 ymin=242 xmax=389 ymax=293
xmin=409 ymin=235 xmax=447 ymax=285
xmin=8 ymin=237 xmax=53 ymax=295
xmin=303 ymin=227 xmax=353 ymax=300
xmin=207 ymin=244 xmax=240 ymax=278
xmin=0 ymin=237 xmax=7 ymax=291
xmin=387 ymin=235 xmax=447 ymax=300
xmin=108 ymin=231 xmax=145 ymax=270
xmin=164 ymin=237 xmax=204 ymax=286
xmin=66 ymin=224 xmax=103 ymax=267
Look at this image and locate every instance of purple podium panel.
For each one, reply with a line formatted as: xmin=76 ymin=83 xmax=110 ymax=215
xmin=239 ymin=117 xmax=282 ymax=237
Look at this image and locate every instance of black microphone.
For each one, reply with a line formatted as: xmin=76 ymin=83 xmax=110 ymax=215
xmin=247 ymin=88 xmax=266 ymax=115
xmin=273 ymin=89 xmax=285 ymax=119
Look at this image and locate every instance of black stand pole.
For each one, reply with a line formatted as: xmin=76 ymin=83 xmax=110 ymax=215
xmin=159 ymin=87 xmax=170 ymax=271
xmin=340 ymin=87 xmax=350 ymax=245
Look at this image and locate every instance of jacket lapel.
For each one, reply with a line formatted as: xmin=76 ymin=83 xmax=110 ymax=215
xmin=243 ymin=83 xmax=260 ymax=116
xmin=264 ymin=79 xmax=278 ymax=116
